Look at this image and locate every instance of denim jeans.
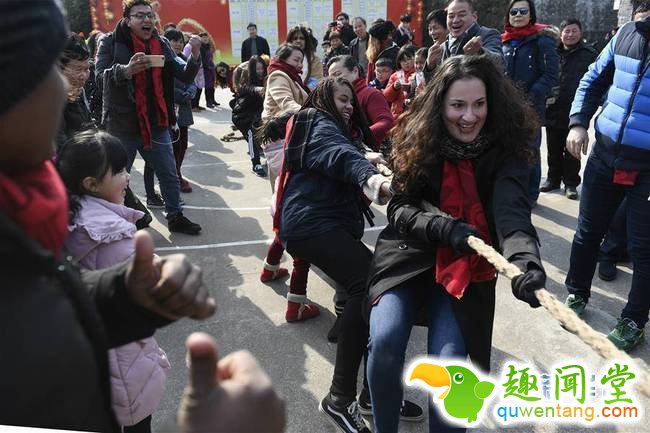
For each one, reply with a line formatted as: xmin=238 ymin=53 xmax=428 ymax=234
xmin=368 ymin=273 xmax=467 ymax=433
xmin=119 ymin=126 xmax=182 ymax=219
xmin=566 ymin=151 xmax=650 ymax=327
xmin=599 ymin=198 xmax=628 ymax=262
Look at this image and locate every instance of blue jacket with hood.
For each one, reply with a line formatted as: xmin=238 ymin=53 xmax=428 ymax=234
xmin=570 ymin=20 xmax=650 ymax=171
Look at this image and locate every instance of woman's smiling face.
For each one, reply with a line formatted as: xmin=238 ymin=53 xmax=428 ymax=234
xmin=442 ymin=77 xmax=487 ymax=143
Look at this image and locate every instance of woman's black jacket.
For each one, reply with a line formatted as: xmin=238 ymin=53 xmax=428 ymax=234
xmin=366 ymin=144 xmax=543 ymax=370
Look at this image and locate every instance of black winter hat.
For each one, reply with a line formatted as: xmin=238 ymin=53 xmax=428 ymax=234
xmin=368 ymin=19 xmax=396 ymax=41
xmin=0 ymin=0 xmax=68 ymax=117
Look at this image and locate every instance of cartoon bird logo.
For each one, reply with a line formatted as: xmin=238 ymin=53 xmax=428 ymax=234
xmin=407 ymin=362 xmax=495 ymax=423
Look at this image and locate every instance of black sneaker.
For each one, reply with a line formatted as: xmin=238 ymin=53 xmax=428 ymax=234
xmin=565 ymin=186 xmax=579 ymax=200
xmin=146 ymin=193 xmax=165 ymax=209
xmin=319 ymin=394 xmax=370 ymax=433
xmin=252 ymin=164 xmax=267 ymax=177
xmin=357 ymin=387 xmax=425 ymax=422
xmin=168 ymin=213 xmax=201 ymax=235
xmin=598 ymin=261 xmax=618 ymax=281
xmin=539 ymin=179 xmax=561 ymax=192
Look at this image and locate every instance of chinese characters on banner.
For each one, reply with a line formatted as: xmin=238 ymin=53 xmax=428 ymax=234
xmin=286 ymin=0 xmax=333 ymax=56
xmin=342 ymin=0 xmax=388 ymax=25
xmin=229 ymin=0 xmax=279 ymax=60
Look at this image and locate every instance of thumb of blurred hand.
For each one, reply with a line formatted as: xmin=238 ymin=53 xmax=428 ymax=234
xmin=178 ymin=333 xmax=286 ymax=433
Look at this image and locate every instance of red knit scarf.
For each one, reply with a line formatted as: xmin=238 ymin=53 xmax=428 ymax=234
xmin=501 ymin=22 xmax=547 ymax=43
xmin=435 ymin=160 xmax=496 ymax=299
xmin=0 ymin=161 xmax=68 ymax=258
xmin=268 ymin=58 xmax=310 ymax=94
xmin=130 ymin=33 xmax=168 ymax=149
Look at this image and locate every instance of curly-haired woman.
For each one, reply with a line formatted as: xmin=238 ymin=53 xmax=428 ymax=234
xmin=366 ymin=55 xmax=546 ymax=433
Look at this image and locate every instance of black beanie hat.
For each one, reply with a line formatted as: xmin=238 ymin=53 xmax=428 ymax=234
xmin=0 ymin=0 xmax=68 ymax=117
xmin=368 ymin=20 xmax=396 ymax=41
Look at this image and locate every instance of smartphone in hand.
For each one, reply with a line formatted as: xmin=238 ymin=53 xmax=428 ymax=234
xmin=144 ymin=54 xmax=165 ymax=67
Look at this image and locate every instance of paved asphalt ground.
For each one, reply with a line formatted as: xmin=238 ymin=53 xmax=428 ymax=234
xmin=129 ymin=89 xmax=649 ymax=433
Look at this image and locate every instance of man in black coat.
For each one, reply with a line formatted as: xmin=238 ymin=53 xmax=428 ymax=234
xmin=241 ymin=23 xmax=270 ymax=62
xmin=96 ymin=0 xmax=203 ymax=235
xmin=543 ymin=18 xmax=597 ymax=198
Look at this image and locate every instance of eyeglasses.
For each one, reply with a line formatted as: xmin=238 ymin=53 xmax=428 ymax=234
xmin=510 ymin=7 xmax=529 ymax=16
xmin=130 ymin=12 xmax=155 ymax=20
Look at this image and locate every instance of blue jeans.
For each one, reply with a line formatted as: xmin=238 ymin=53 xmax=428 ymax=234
xmin=119 ymin=126 xmax=181 ymax=219
xmin=566 ymin=151 xmax=650 ymax=327
xmin=599 ymin=198 xmax=628 ymax=262
xmin=368 ymin=274 xmax=467 ymax=433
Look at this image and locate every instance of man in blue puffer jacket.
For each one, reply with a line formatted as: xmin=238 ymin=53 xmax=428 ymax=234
xmin=564 ymin=7 xmax=650 ymax=351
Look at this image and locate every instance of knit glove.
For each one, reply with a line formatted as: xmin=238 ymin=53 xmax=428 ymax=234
xmin=511 ymin=264 xmax=545 ymax=308
xmin=428 ymin=217 xmax=481 ymax=255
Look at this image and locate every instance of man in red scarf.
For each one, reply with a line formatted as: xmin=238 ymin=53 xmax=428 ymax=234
xmin=96 ymin=0 xmax=203 ymax=235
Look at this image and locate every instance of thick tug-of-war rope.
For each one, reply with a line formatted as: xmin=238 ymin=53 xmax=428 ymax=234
xmin=466 ymin=235 xmax=650 ymax=398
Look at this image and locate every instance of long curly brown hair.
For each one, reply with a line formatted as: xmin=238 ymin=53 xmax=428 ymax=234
xmin=391 ymin=55 xmax=538 ymax=194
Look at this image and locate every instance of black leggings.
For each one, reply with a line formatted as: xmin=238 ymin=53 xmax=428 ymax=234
xmin=287 ymin=228 xmax=372 ymax=403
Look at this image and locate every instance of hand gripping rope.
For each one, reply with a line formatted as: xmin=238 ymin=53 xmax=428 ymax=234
xmin=468 ymin=234 xmax=650 ymax=398
xmin=417 ymin=199 xmax=650 ymax=397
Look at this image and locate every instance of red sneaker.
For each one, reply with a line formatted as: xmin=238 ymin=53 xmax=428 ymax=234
xmin=260 ymin=261 xmax=289 ymax=282
xmin=285 ymin=294 xmax=320 ymax=322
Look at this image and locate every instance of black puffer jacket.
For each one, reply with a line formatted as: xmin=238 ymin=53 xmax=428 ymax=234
xmin=231 ymin=85 xmax=264 ymax=135
xmin=545 ymin=42 xmax=597 ymax=129
xmin=0 ymin=211 xmax=169 ymax=432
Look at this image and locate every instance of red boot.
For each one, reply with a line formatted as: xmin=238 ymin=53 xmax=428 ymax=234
xmin=285 ymin=294 xmax=320 ymax=322
xmin=260 ymin=260 xmax=289 ymax=282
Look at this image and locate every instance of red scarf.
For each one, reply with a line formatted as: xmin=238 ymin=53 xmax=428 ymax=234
xmin=0 ymin=161 xmax=68 ymax=258
xmin=272 ymin=115 xmax=297 ymax=234
xmin=268 ymin=58 xmax=310 ymax=94
xmin=435 ymin=160 xmax=496 ymax=299
xmin=501 ymin=22 xmax=547 ymax=43
xmin=130 ymin=33 xmax=168 ymax=149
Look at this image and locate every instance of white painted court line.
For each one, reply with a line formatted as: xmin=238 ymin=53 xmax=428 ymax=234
xmin=182 ymin=160 xmax=252 ymax=168
xmin=156 ymin=225 xmax=388 ymax=252
xmin=182 ymin=205 xmax=269 ymax=211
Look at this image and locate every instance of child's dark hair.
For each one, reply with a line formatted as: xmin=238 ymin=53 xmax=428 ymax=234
xmin=415 ymin=47 xmax=428 ymax=60
xmin=164 ymin=28 xmax=184 ymax=42
xmin=395 ymin=44 xmax=416 ymax=68
xmin=56 ymin=130 xmax=128 ymax=223
xmin=375 ymin=57 xmax=394 ymax=69
xmin=256 ymin=112 xmax=293 ymax=146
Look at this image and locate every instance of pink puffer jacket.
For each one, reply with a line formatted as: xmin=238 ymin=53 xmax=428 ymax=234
xmin=64 ymin=195 xmax=171 ymax=426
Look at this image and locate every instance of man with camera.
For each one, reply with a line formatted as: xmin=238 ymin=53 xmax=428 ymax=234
xmin=96 ymin=0 xmax=203 ymax=235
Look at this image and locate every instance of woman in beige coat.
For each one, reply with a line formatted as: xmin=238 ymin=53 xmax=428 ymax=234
xmin=259 ymin=43 xmax=319 ymax=324
xmin=262 ymin=44 xmax=310 ymax=187
xmin=286 ymin=26 xmax=323 ymax=90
